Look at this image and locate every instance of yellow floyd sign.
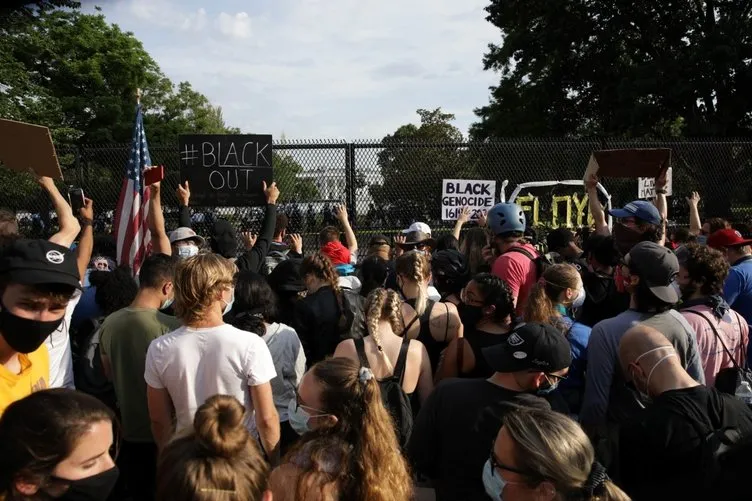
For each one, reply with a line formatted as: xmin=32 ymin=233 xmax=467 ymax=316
xmin=0 ymin=119 xmax=63 ymax=179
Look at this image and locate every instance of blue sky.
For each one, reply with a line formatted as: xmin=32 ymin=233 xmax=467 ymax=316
xmin=87 ymin=0 xmax=500 ymax=140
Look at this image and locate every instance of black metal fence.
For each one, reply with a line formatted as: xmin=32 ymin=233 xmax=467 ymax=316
xmin=4 ymin=139 xmax=752 ymax=246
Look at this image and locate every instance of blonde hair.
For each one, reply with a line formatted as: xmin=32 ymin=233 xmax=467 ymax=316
xmin=395 ymin=251 xmax=430 ymax=316
xmin=364 ymin=288 xmax=405 ymax=371
xmin=156 ymin=395 xmax=269 ymax=501
xmin=503 ymin=408 xmax=629 ymax=501
xmin=286 ymin=358 xmax=413 ymax=501
xmin=173 ymin=253 xmax=236 ymax=325
xmin=524 ymin=264 xmax=581 ymax=330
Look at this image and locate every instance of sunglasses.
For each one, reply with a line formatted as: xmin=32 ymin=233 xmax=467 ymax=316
xmin=489 ymin=450 xmax=534 ymax=478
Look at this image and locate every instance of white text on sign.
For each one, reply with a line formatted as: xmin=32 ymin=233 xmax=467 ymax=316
xmin=441 ymin=179 xmax=496 ymax=221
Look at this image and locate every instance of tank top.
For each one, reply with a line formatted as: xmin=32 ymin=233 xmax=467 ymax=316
xmin=404 ymin=298 xmax=446 ymax=371
xmin=461 ymin=328 xmax=509 ymax=379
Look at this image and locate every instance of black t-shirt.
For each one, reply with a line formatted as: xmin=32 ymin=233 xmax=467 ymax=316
xmin=619 ymin=385 xmax=752 ymax=501
xmin=577 ymin=269 xmax=630 ymax=327
xmin=407 ymin=379 xmax=566 ymax=501
xmin=293 ymin=286 xmax=341 ymax=366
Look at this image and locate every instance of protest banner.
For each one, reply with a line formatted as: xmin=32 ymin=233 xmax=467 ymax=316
xmin=178 ymin=134 xmax=273 ymax=206
xmin=638 ymin=167 xmax=673 ymax=199
xmin=505 ymin=179 xmax=613 ymax=230
xmin=0 ymin=119 xmax=63 ymax=179
xmin=441 ymin=179 xmax=496 ymax=221
xmin=583 ymin=148 xmax=671 ymax=180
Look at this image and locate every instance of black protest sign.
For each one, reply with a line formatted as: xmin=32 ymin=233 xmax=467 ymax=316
xmin=178 ymin=134 xmax=273 ymax=206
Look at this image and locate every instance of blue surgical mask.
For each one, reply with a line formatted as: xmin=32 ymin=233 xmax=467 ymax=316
xmin=537 ymin=375 xmax=560 ymax=395
xmin=697 ymin=235 xmax=708 ymax=246
xmin=160 ymin=296 xmax=174 ymax=311
xmin=482 ymin=459 xmax=504 ymax=501
xmin=287 ymin=399 xmax=328 ymax=436
xmin=572 ymin=287 xmax=586 ymax=309
xmin=177 ymin=245 xmax=199 ymax=259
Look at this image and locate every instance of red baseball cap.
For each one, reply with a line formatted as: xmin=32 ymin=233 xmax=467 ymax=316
xmin=707 ymin=229 xmax=752 ymax=249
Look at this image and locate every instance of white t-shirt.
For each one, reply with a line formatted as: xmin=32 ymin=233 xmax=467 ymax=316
xmin=144 ymin=323 xmax=277 ymax=432
xmin=45 ymin=289 xmax=81 ymax=389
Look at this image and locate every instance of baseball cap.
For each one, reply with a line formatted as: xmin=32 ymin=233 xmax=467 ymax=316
xmin=482 ymin=322 xmax=572 ymax=374
xmin=169 ymin=227 xmax=205 ymax=246
xmin=608 ymin=200 xmax=662 ymax=226
xmin=368 ymin=234 xmax=390 ymax=247
xmin=624 ymin=241 xmax=679 ymax=303
xmin=707 ymin=229 xmax=752 ymax=249
xmin=0 ymin=239 xmax=81 ymax=289
xmin=397 ymin=231 xmax=436 ymax=249
xmin=546 ymin=227 xmax=575 ymax=252
xmin=402 ymin=222 xmax=432 ymax=236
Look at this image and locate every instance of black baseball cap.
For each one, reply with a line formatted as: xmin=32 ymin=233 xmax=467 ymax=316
xmin=483 ymin=322 xmax=572 ymax=374
xmin=624 ymin=241 xmax=679 ymax=303
xmin=546 ymin=227 xmax=575 ymax=252
xmin=368 ymin=234 xmax=390 ymax=247
xmin=0 ymin=239 xmax=81 ymax=289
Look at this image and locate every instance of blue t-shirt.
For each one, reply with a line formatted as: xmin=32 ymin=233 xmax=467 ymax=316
xmin=559 ymin=316 xmax=591 ymax=392
xmin=724 ymin=256 xmax=752 ymax=327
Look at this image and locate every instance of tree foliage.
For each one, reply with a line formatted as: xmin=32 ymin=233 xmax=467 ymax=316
xmin=370 ymin=108 xmax=475 ymax=224
xmin=472 ymin=0 xmax=752 ymax=139
xmin=273 ymin=152 xmax=320 ymax=203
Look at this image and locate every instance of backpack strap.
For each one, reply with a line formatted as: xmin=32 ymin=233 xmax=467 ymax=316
xmin=353 ymin=337 xmax=370 ymax=369
xmin=392 ymin=336 xmax=411 ymax=384
xmin=505 ymin=246 xmax=536 ymax=261
xmin=401 ymin=310 xmax=421 ymax=338
xmin=684 ymin=309 xmax=742 ymax=371
xmin=443 ymin=303 xmax=450 ymax=342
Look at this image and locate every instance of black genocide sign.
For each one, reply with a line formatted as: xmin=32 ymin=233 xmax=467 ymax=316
xmin=178 ymin=134 xmax=273 ymax=206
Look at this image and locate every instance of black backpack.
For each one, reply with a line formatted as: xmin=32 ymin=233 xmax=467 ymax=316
xmin=504 ymin=246 xmax=554 ymax=279
xmin=354 ymin=336 xmax=413 ymax=448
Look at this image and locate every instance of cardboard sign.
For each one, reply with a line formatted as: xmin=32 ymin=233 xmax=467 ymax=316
xmin=0 ymin=119 xmax=63 ymax=179
xmin=583 ymin=148 xmax=671 ymax=180
xmin=638 ymin=167 xmax=673 ymax=199
xmin=441 ymin=179 xmax=496 ymax=221
xmin=178 ymin=134 xmax=273 ymax=206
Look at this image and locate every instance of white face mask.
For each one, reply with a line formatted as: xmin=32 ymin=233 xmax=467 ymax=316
xmin=221 ymin=289 xmax=235 ymax=316
xmin=160 ymin=296 xmax=174 ymax=310
xmin=572 ymin=287 xmax=586 ymax=309
xmin=177 ymin=245 xmax=199 ymax=259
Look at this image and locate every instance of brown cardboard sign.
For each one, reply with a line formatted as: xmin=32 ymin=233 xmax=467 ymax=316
xmin=0 ymin=119 xmax=63 ymax=179
xmin=584 ymin=148 xmax=671 ymax=180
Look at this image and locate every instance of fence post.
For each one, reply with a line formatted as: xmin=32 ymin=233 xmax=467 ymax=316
xmin=345 ymin=142 xmax=356 ymax=221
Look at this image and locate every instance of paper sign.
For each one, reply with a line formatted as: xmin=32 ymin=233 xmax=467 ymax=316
xmin=178 ymin=134 xmax=273 ymax=207
xmin=441 ymin=179 xmax=496 ymax=221
xmin=0 ymin=119 xmax=63 ymax=179
xmin=583 ymin=148 xmax=671 ymax=181
xmin=638 ymin=167 xmax=673 ymax=198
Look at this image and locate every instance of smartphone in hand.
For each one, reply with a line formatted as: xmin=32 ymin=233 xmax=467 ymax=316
xmin=68 ymin=187 xmax=85 ymax=212
xmin=144 ymin=165 xmax=165 ymax=186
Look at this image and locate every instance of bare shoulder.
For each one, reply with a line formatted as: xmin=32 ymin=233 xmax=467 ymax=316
xmin=333 ymin=338 xmax=356 ymax=358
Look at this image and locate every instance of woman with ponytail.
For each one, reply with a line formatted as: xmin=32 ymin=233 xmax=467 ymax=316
xmin=157 ymin=395 xmax=271 ymax=501
xmin=334 ymin=288 xmax=434 ymax=438
xmin=524 ymin=264 xmax=591 ymax=414
xmin=435 ymin=273 xmax=516 ymax=382
xmin=395 ymin=251 xmax=462 ymax=373
xmin=295 ymin=252 xmax=344 ymax=366
xmin=270 ymin=357 xmax=413 ymax=501
xmin=484 ymin=406 xmax=629 ymax=501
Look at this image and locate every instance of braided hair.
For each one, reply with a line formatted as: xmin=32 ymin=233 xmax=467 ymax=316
xmin=395 ymin=251 xmax=430 ymax=316
xmin=363 ymin=288 xmax=404 ymax=371
xmin=301 ymin=252 xmax=342 ymax=300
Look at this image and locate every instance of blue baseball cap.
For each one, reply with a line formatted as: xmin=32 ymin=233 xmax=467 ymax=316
xmin=608 ymin=200 xmax=662 ymax=226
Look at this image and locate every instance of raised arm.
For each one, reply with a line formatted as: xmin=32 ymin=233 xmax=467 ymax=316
xmin=653 ymin=170 xmax=668 ymax=247
xmin=177 ymin=181 xmax=192 ymax=229
xmin=76 ymin=198 xmax=95 ymax=281
xmin=452 ymin=207 xmax=471 ymax=241
xmin=148 ymin=180 xmax=172 ymax=256
xmin=585 ymin=174 xmax=609 ymax=236
xmin=235 ymin=181 xmax=279 ymax=273
xmin=335 ymin=204 xmax=358 ymax=258
xmin=40 ymin=176 xmax=81 ymax=247
xmin=687 ymin=191 xmax=702 ymax=235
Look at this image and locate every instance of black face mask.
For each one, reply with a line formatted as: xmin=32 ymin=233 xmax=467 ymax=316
xmin=458 ymin=302 xmax=485 ymax=329
xmin=0 ymin=304 xmax=64 ymax=354
xmin=54 ymin=466 xmax=120 ymax=501
xmin=613 ymin=222 xmax=645 ymax=256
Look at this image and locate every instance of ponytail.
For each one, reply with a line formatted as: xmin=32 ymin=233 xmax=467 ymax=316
xmin=396 ymin=251 xmax=430 ymax=316
xmin=523 ymin=264 xmax=580 ymax=330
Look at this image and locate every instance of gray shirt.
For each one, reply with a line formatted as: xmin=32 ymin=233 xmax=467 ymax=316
xmin=262 ymin=323 xmax=306 ymax=421
xmin=581 ymin=309 xmax=704 ymax=427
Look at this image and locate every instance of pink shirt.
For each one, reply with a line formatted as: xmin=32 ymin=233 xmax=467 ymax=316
xmin=681 ymin=305 xmax=749 ymax=388
xmin=491 ymin=242 xmax=538 ymax=317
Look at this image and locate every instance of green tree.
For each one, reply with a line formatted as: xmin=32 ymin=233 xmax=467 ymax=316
xmin=370 ymin=108 xmax=474 ymax=224
xmin=273 ymin=152 xmax=320 ymax=203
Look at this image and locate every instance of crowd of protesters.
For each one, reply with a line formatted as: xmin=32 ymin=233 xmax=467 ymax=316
xmin=2 ymin=169 xmax=752 ymax=501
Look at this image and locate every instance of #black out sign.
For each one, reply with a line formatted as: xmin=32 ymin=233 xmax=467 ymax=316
xmin=178 ymin=134 xmax=273 ymax=207
xmin=441 ymin=179 xmax=496 ymax=221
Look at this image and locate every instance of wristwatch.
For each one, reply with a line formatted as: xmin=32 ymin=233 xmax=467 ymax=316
xmin=655 ymin=188 xmax=667 ymax=195
xmin=81 ymin=218 xmax=94 ymax=227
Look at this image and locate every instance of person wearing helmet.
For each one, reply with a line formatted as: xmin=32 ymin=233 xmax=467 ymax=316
xmin=431 ymin=249 xmax=469 ymax=306
xmin=486 ymin=202 xmax=539 ymax=316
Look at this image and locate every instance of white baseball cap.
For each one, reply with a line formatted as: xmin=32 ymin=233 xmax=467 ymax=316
xmin=402 ymin=222 xmax=432 ymax=236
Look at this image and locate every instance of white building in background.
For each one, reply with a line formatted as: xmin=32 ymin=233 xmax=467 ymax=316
xmin=300 ymin=164 xmax=347 ymax=201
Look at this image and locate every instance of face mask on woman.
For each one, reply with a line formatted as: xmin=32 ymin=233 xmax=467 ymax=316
xmin=571 ymin=287 xmax=586 ymax=309
xmin=177 ymin=245 xmax=199 ymax=259
xmin=287 ymin=400 xmax=328 ymax=435
xmin=53 ymin=466 xmax=120 ymax=501
xmin=482 ymin=459 xmax=505 ymax=501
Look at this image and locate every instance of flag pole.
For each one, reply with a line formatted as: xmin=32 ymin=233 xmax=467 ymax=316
xmin=135 ymin=88 xmax=142 ymax=105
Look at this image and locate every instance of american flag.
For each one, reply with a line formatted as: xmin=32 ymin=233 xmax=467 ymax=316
xmin=114 ymin=104 xmax=152 ymax=274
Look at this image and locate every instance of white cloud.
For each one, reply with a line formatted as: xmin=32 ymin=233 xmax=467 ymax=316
xmin=99 ymin=0 xmax=499 ymax=139
xmin=216 ymin=11 xmax=252 ymax=39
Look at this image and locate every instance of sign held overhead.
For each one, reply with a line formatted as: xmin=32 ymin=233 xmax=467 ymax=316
xmin=0 ymin=119 xmax=63 ymax=179
xmin=638 ymin=167 xmax=673 ymax=199
xmin=442 ymin=179 xmax=496 ymax=221
xmin=178 ymin=134 xmax=274 ymax=207
xmin=583 ymin=148 xmax=671 ymax=180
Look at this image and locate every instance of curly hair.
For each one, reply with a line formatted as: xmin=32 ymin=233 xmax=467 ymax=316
xmin=173 ymin=253 xmax=237 ymax=325
xmin=636 ymin=220 xmax=664 ymax=244
xmin=92 ymin=265 xmax=139 ymax=316
xmin=705 ymin=217 xmax=730 ymax=234
xmin=285 ymin=358 xmax=413 ymax=501
xmin=395 ymin=251 xmax=430 ymax=316
xmin=364 ymin=288 xmax=404 ymax=371
xmin=301 ymin=252 xmax=341 ymax=300
xmin=524 ymin=264 xmax=581 ymax=331
xmin=680 ymin=243 xmax=730 ymax=296
xmin=473 ymin=273 xmax=515 ymax=324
